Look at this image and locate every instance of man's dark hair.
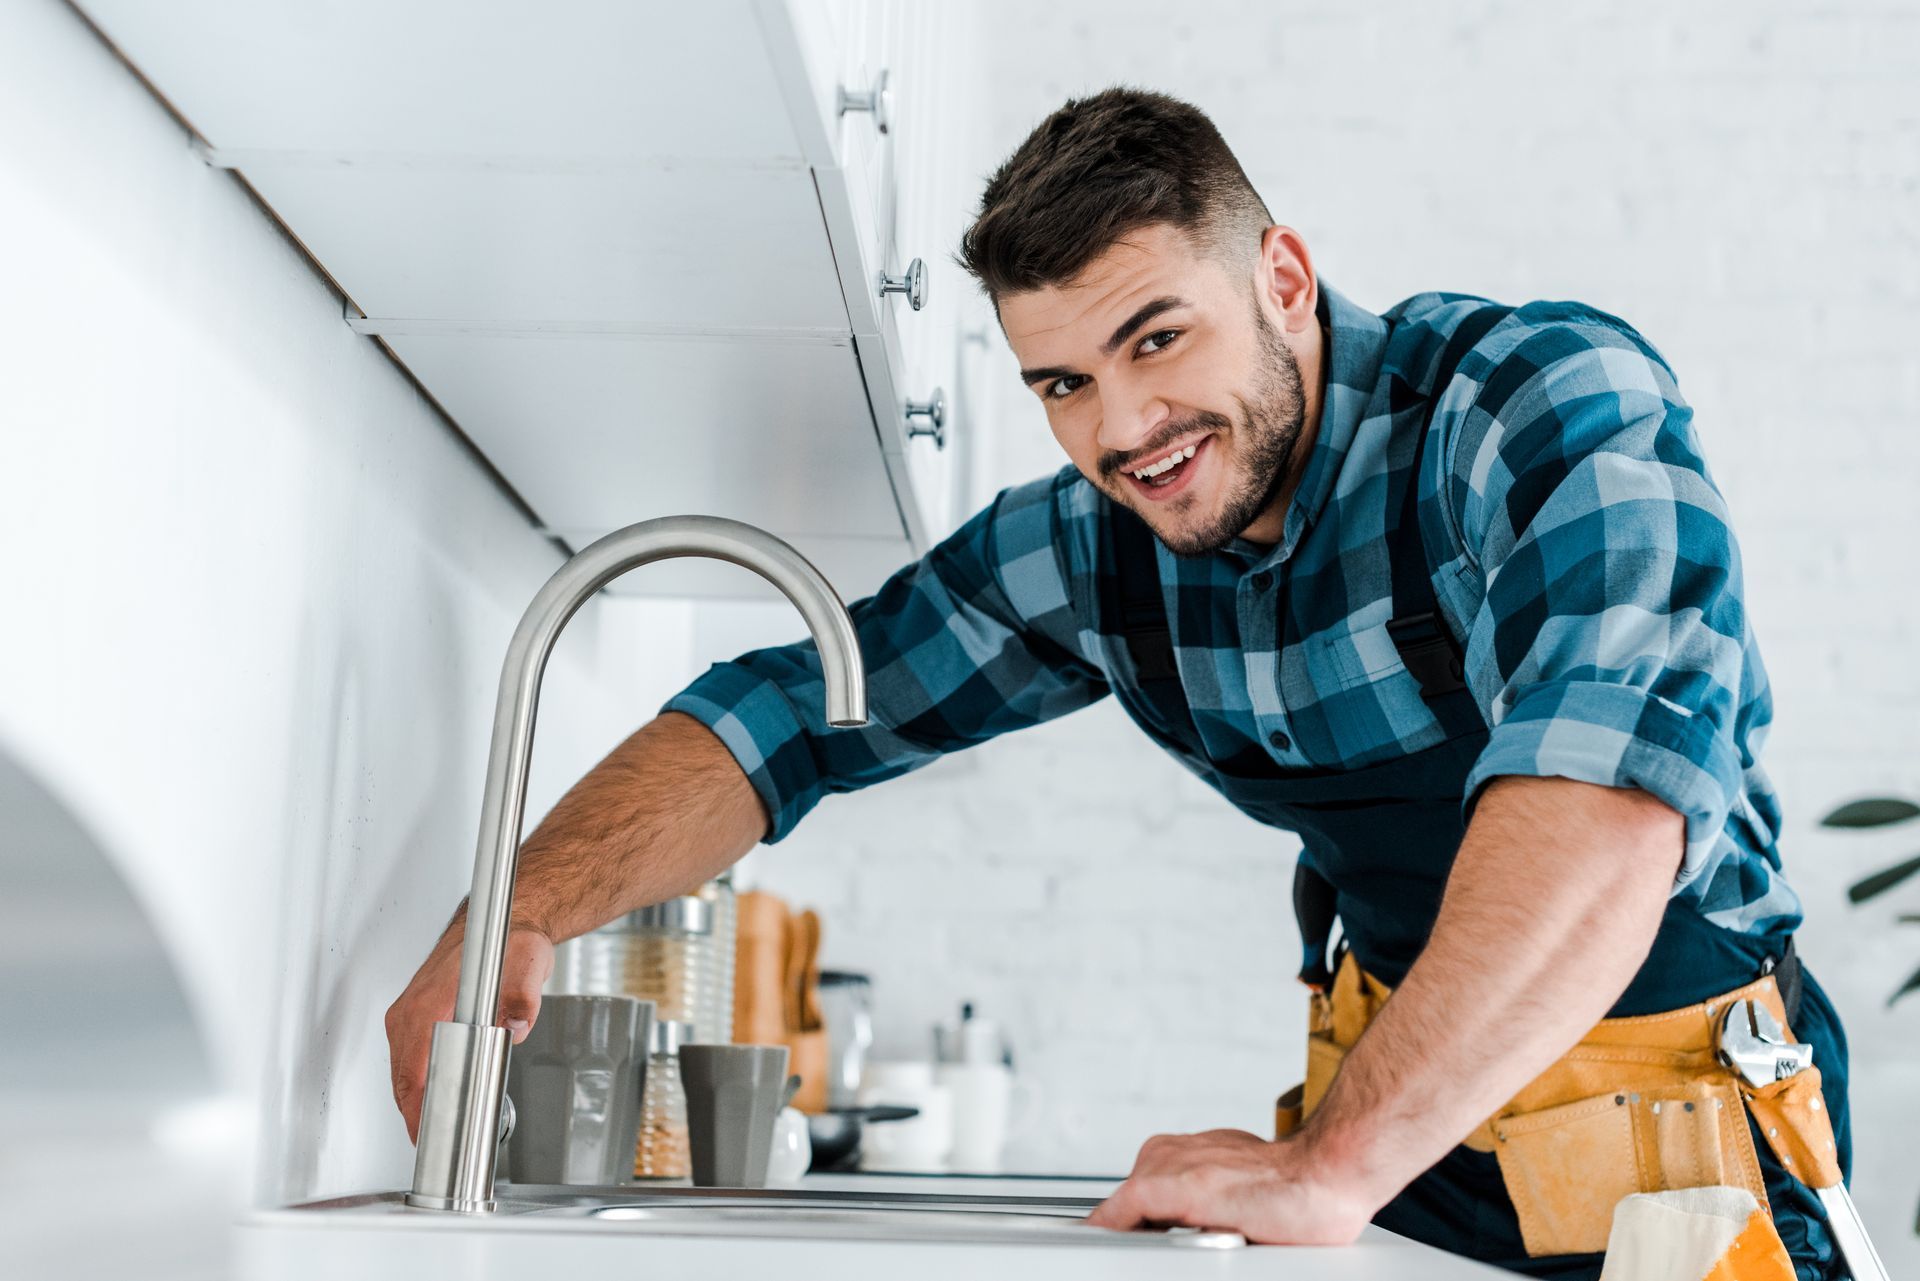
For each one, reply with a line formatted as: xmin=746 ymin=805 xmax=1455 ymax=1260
xmin=958 ymin=87 xmax=1273 ymax=307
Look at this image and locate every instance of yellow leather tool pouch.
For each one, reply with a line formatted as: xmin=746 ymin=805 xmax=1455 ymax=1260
xmin=1274 ymin=1083 xmax=1305 ymax=1139
xmin=1275 ymin=1038 xmax=1344 ymax=1137
xmin=1275 ymin=955 xmax=1810 ymax=1259
xmin=1303 ymin=1022 xmax=1347 ymax=1116
xmin=1275 ymin=958 xmax=1384 ymax=1137
xmin=1741 ymin=1066 xmax=1842 ymax=1190
xmin=1492 ymin=1075 xmax=1760 ymax=1256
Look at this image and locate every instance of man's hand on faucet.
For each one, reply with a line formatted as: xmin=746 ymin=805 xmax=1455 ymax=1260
xmin=385 ymin=919 xmax=555 ymax=1143
xmin=382 ymin=713 xmax=773 ymax=1144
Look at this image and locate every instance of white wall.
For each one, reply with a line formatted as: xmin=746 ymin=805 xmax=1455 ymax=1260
xmin=0 ymin=0 xmax=695 ymax=1241
xmin=735 ymin=0 xmax=1920 ymax=1265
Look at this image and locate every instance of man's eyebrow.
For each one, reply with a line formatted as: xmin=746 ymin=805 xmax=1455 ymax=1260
xmin=1102 ymin=296 xmax=1189 ymax=355
xmin=1019 ymin=364 xmax=1076 ymax=387
xmin=1018 ymin=297 xmax=1192 ymax=386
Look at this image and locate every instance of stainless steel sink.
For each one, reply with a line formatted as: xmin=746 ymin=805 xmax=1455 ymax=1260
xmin=281 ymin=1183 xmax=1246 ymax=1249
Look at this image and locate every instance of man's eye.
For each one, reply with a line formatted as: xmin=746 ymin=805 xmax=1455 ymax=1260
xmin=1139 ymin=328 xmax=1181 ymax=355
xmin=1046 ymin=375 xmax=1089 ymax=400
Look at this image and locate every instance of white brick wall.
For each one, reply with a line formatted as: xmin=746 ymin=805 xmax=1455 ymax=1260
xmin=735 ymin=0 xmax=1919 ymax=1262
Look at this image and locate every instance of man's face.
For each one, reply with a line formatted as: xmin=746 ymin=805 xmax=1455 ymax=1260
xmin=998 ymin=223 xmax=1312 ymax=556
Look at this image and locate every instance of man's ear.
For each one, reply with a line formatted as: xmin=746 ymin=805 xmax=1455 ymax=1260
xmin=1256 ymin=225 xmax=1318 ymax=335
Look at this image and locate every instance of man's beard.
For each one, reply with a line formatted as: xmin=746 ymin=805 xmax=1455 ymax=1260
xmin=1103 ymin=307 xmax=1308 ymax=557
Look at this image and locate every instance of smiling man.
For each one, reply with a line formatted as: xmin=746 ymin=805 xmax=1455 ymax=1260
xmin=387 ymin=90 xmax=1851 ymax=1278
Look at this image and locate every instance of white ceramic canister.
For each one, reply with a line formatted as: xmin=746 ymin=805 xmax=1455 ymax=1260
xmin=856 ymin=1061 xmax=953 ymax=1172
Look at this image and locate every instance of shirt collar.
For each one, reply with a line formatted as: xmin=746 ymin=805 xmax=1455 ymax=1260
xmin=1224 ymin=279 xmax=1390 ymax=569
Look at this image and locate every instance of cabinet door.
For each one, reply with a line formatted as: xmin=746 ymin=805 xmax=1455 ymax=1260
xmin=79 ymin=0 xmax=805 ymax=163
xmin=872 ymin=1 xmax=985 ymax=537
xmin=768 ymin=0 xmax=858 ymax=168
xmin=249 ymin=165 xmax=850 ymax=334
xmin=384 ymin=333 xmax=904 ymax=540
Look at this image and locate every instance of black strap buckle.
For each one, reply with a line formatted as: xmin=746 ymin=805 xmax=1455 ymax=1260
xmin=1386 ymin=611 xmax=1468 ymax=701
xmin=1767 ymin=937 xmax=1804 ymax=1027
xmin=1124 ymin=624 xmax=1179 ymax=682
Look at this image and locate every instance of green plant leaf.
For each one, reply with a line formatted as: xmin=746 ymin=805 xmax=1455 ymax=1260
xmin=1890 ymin=963 xmax=1920 ymax=1006
xmin=1821 ymin=797 xmax=1920 ymax=828
xmin=1848 ymin=853 xmax=1920 ymax=903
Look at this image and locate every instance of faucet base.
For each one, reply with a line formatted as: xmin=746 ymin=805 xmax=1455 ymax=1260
xmin=403 ymin=1192 xmax=496 ymax=1213
xmin=409 ymin=1021 xmax=511 ymax=1212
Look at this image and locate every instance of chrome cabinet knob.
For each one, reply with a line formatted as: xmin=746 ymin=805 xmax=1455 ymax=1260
xmin=837 ymin=69 xmax=891 ymax=136
xmin=905 ymin=388 xmax=946 ymax=449
xmin=879 ymin=258 xmax=928 ymax=311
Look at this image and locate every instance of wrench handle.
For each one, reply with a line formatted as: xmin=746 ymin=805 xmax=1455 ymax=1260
xmin=1816 ymin=1183 xmax=1890 ymax=1281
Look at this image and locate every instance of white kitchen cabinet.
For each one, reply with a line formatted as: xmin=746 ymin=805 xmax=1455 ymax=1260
xmin=792 ymin=0 xmax=983 ymax=542
xmin=80 ymin=2 xmax=805 ymax=163
xmin=78 ymin=0 xmax=984 ymax=600
xmin=248 ymin=165 xmax=853 ymax=336
xmin=383 ymin=333 xmax=900 ymax=536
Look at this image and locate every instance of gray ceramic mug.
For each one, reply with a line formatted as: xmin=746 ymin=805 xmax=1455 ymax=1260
xmin=678 ymin=1044 xmax=790 ymax=1187
xmin=502 ymin=994 xmax=653 ymax=1185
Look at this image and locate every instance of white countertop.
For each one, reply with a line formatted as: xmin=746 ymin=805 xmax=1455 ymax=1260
xmin=235 ymin=1173 xmax=1505 ymax=1279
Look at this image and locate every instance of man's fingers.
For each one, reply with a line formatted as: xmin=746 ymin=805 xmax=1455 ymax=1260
xmin=1087 ymin=1179 xmax=1183 ymax=1233
xmin=385 ymin=922 xmax=471 ymax=1145
xmin=395 ymin=1070 xmax=421 ymax=1145
xmin=386 ymin=925 xmax=553 ymax=1141
xmin=1086 ymin=1169 xmax=1207 ymax=1234
xmin=499 ymin=977 xmax=540 ymax=1044
xmin=386 ymin=1011 xmax=425 ymax=1143
xmin=498 ymin=929 xmax=555 ymax=1044
xmin=1085 ymin=1183 xmax=1145 ymax=1232
xmin=386 ymin=988 xmax=450 ymax=1144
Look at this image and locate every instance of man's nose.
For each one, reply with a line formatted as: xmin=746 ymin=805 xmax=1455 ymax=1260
xmin=1097 ymin=384 xmax=1171 ymax=457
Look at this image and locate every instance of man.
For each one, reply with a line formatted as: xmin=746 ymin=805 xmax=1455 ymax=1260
xmin=387 ymin=90 xmax=1849 ymax=1278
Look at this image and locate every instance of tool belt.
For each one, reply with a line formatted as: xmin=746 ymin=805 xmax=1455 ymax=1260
xmin=1273 ymin=952 xmax=1843 ymax=1259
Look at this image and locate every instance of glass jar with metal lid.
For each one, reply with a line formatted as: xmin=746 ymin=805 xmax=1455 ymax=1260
xmin=556 ymin=872 xmax=736 ymax=1046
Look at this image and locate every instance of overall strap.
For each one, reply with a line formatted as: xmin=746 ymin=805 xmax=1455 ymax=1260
xmin=1381 ymin=303 xmax=1513 ymax=741
xmin=1298 ymin=302 xmax=1516 ymax=989
xmin=1103 ymin=503 xmax=1203 ymax=751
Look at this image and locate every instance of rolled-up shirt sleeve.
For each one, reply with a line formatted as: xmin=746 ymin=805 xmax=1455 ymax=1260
xmin=1451 ymin=317 xmax=1757 ymax=893
xmin=664 ymin=474 xmax=1109 ymax=842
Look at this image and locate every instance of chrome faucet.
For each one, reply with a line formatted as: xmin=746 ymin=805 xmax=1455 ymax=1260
xmin=407 ymin=516 xmax=868 ymax=1212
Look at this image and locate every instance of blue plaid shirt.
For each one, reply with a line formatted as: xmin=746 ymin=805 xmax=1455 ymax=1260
xmin=667 ymin=283 xmax=1800 ymax=938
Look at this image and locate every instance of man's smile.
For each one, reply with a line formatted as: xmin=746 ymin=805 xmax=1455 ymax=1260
xmin=1122 ymin=433 xmax=1213 ymax=502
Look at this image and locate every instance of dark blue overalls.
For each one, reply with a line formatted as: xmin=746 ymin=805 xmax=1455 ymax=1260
xmin=1097 ymin=311 xmax=1852 ymax=1279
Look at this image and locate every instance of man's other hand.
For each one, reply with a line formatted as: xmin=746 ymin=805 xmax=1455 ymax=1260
xmin=1084 ymin=1127 xmax=1378 ymax=1245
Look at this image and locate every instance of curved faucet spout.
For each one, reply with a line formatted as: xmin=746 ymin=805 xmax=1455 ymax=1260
xmin=409 ymin=516 xmax=868 ymax=1212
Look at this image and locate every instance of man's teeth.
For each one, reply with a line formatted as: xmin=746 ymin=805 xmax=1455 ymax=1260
xmin=1132 ymin=444 xmax=1197 ymax=480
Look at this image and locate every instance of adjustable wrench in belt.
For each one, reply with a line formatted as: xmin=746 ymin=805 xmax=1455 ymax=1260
xmin=1718 ymin=1000 xmax=1889 ymax=1281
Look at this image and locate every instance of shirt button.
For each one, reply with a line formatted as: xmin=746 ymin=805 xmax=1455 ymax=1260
xmin=1268 ymin=729 xmax=1291 ymax=752
xmin=1250 ymin=571 xmax=1274 ymax=592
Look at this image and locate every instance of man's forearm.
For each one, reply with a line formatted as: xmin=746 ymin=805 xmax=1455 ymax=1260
xmin=499 ymin=711 xmax=769 ymax=943
xmin=1300 ymin=776 xmax=1682 ymax=1206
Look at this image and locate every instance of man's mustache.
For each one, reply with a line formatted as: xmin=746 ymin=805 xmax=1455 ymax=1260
xmin=1098 ymin=411 xmax=1232 ymax=479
